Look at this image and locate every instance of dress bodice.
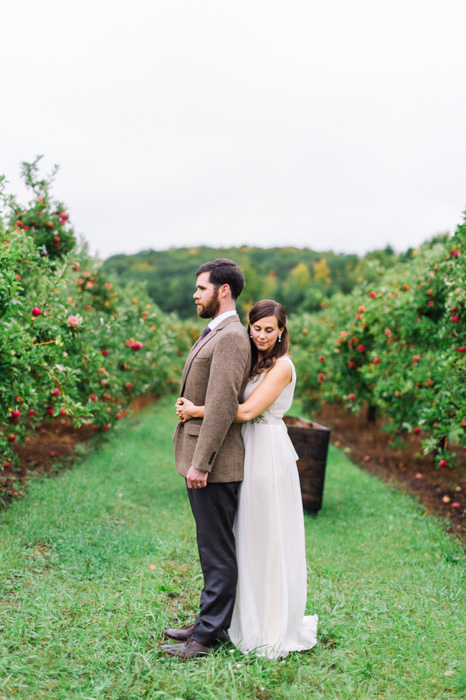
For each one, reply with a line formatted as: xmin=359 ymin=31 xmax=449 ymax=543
xmin=243 ymin=356 xmax=296 ymax=422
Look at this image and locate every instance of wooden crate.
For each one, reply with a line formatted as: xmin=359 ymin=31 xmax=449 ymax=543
xmin=283 ymin=415 xmax=331 ymax=514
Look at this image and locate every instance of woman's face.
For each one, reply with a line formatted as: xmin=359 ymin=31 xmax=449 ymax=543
xmin=250 ymin=315 xmax=283 ymax=356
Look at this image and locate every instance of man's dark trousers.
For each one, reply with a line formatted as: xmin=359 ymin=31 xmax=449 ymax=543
xmin=187 ymin=481 xmax=239 ymax=647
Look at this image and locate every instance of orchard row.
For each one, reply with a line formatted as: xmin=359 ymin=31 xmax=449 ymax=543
xmin=0 ymin=160 xmax=197 ymax=469
xmin=3 ymin=160 xmax=464 ymax=471
xmin=290 ymin=212 xmax=466 ymax=467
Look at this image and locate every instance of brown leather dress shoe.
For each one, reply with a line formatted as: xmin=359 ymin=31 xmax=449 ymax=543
xmin=164 ymin=624 xmax=196 ymax=642
xmin=164 ymin=639 xmax=211 ymax=659
xmin=159 ymin=642 xmax=182 ymax=651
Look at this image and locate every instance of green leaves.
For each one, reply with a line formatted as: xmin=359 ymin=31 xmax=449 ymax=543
xmin=292 ymin=213 xmax=466 ymax=466
xmin=0 ymin=162 xmax=185 ymax=471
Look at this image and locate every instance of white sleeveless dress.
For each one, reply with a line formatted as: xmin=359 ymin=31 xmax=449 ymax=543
xmin=228 ymin=356 xmax=318 ymax=659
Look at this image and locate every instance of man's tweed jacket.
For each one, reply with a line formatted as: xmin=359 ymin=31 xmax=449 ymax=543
xmin=173 ymin=314 xmax=251 ymax=482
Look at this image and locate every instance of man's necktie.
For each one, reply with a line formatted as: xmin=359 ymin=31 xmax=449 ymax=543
xmin=199 ymin=327 xmax=212 ymax=341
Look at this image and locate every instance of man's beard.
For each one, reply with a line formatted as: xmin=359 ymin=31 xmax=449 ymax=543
xmin=198 ymin=292 xmax=220 ymax=319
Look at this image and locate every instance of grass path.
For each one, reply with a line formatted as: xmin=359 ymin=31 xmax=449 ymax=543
xmin=1 ymin=396 xmax=466 ymax=700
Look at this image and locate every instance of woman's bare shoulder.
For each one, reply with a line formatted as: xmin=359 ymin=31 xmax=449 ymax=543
xmin=266 ymin=356 xmax=293 ymax=380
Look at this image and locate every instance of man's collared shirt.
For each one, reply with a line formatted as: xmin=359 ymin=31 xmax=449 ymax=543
xmin=207 ymin=309 xmax=237 ymax=332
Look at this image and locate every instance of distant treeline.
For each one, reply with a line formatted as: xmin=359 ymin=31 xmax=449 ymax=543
xmin=101 ymin=240 xmax=446 ymax=319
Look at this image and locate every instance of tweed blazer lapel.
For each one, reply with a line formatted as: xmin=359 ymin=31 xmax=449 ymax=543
xmin=180 ymin=314 xmax=241 ymax=396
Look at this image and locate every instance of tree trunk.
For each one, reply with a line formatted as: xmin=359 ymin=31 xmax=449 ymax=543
xmin=367 ymin=404 xmax=378 ymax=424
xmin=437 ymin=436 xmax=447 ymax=451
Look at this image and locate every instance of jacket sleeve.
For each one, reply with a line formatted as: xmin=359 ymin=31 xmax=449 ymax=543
xmin=191 ymin=331 xmax=250 ymax=472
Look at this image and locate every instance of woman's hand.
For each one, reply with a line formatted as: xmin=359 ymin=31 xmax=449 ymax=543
xmin=176 ymin=397 xmax=199 ymax=422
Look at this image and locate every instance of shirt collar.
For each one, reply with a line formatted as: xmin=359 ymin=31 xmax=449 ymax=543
xmin=208 ymin=309 xmax=237 ymax=331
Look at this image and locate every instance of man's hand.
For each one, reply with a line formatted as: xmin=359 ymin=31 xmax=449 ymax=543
xmin=176 ymin=397 xmax=197 ymax=422
xmin=186 ymin=466 xmax=208 ymax=489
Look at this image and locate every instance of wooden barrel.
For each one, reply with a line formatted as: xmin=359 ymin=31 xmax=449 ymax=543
xmin=283 ymin=415 xmax=330 ymax=514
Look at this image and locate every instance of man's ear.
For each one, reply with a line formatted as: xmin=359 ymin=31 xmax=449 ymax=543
xmin=219 ymin=284 xmax=231 ymax=298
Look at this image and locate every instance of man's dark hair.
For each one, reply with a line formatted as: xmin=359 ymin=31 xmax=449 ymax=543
xmin=196 ymin=258 xmax=245 ymax=300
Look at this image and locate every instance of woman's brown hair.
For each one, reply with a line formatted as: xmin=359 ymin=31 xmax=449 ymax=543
xmin=248 ymin=299 xmax=290 ymax=377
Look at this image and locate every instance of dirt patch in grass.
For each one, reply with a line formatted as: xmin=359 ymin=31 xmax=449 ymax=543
xmin=0 ymin=394 xmax=157 ymax=507
xmin=0 ymin=418 xmax=97 ymax=504
xmin=315 ymin=404 xmax=466 ymax=543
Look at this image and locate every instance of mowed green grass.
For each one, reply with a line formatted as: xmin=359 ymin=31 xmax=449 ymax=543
xmin=0 ymin=395 xmax=465 ymax=700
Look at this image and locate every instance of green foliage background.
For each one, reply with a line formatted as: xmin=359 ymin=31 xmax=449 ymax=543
xmin=102 ymin=243 xmax=427 ymax=319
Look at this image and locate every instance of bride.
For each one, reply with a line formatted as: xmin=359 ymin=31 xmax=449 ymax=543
xmin=176 ymin=299 xmax=318 ymax=659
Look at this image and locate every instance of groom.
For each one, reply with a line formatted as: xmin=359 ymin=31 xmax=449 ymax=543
xmin=163 ymin=258 xmax=251 ymax=659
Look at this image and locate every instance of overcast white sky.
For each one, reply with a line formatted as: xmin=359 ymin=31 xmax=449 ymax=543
xmin=1 ymin=0 xmax=466 ymax=259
